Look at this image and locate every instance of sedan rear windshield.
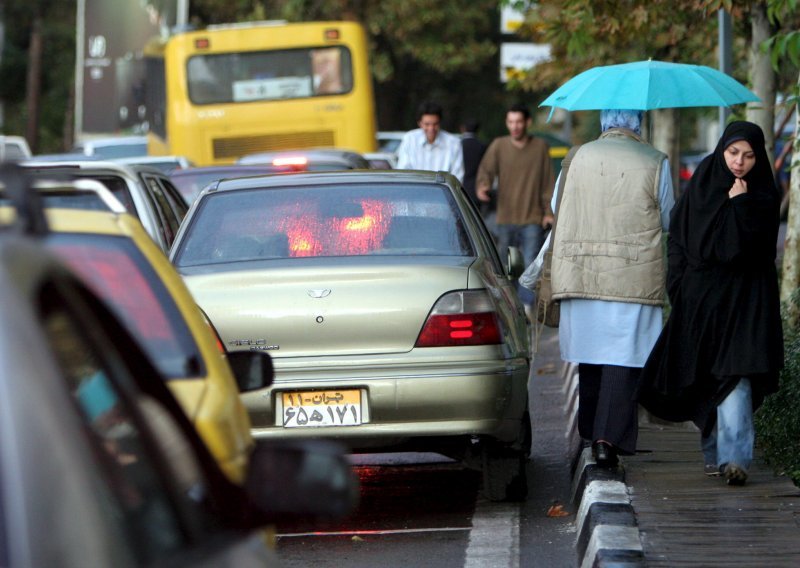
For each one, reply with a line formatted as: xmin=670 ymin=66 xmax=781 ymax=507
xmin=48 ymin=234 xmax=204 ymax=379
xmin=174 ymin=183 xmax=474 ymax=267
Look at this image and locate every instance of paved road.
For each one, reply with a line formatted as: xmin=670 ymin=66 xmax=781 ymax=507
xmin=275 ymin=325 xmax=581 ymax=567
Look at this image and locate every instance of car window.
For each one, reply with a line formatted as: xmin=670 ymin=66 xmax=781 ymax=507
xmin=48 ymin=233 xmax=204 ymax=379
xmin=142 ymin=174 xmax=180 ymax=246
xmin=174 ymin=183 xmax=475 ymax=267
xmin=41 ymin=299 xmax=189 ymax=564
xmin=158 ymin=177 xmax=189 ymax=219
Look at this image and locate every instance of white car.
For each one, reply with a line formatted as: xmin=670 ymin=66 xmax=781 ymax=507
xmin=22 ymin=160 xmax=188 ymax=252
xmin=72 ymin=135 xmax=148 ymax=159
xmin=0 ymin=135 xmax=32 ymax=161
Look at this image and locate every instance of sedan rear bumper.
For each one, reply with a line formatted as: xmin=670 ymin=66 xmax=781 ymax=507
xmin=243 ymin=361 xmax=530 ymax=449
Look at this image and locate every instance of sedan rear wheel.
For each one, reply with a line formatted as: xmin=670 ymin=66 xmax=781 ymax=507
xmin=481 ymin=443 xmax=528 ymax=502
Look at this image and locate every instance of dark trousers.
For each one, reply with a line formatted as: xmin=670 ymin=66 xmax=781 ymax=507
xmin=578 ymin=363 xmax=640 ymax=455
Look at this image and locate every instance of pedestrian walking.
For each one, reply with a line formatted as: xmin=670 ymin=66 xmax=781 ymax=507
xmin=476 ymin=104 xmax=555 ymax=309
xmin=638 ymin=121 xmax=783 ymax=486
xmin=396 ymin=101 xmax=464 ymax=182
xmin=549 ymin=109 xmax=674 ymax=468
xmin=460 ymin=118 xmax=488 ymax=208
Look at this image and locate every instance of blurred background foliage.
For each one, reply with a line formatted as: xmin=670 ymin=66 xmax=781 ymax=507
xmin=1 ymin=1 xmax=799 ymax=155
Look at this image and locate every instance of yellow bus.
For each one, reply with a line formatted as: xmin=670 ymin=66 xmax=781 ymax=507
xmin=146 ymin=21 xmax=377 ymax=166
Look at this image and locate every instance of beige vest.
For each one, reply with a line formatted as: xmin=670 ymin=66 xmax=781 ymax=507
xmin=551 ymin=128 xmax=667 ymax=305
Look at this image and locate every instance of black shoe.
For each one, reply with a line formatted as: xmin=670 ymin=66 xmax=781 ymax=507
xmin=592 ymin=441 xmax=618 ymax=468
xmin=724 ymin=463 xmax=748 ymax=486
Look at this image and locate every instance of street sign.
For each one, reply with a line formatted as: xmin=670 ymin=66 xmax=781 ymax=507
xmin=500 ymin=43 xmax=551 ymax=83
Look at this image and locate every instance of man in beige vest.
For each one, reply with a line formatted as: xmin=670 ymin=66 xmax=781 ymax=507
xmin=550 ymin=109 xmax=674 ymax=468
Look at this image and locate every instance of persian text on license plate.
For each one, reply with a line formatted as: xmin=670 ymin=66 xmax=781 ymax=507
xmin=281 ymin=389 xmax=363 ymax=428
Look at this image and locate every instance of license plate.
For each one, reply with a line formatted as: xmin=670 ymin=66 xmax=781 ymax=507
xmin=281 ymin=389 xmax=362 ymax=428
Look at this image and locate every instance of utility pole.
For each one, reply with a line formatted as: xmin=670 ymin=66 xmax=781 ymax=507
xmin=74 ymin=0 xmax=85 ymax=144
xmin=177 ymin=0 xmax=188 ymax=29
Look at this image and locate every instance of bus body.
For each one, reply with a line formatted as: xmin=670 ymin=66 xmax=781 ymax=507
xmin=147 ymin=21 xmax=377 ymax=166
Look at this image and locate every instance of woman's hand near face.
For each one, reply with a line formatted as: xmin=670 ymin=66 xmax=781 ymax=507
xmin=729 ymin=178 xmax=748 ymax=198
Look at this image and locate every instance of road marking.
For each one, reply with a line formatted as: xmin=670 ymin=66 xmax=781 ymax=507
xmin=277 ymin=527 xmax=470 ymax=538
xmin=464 ymin=499 xmax=520 ymax=568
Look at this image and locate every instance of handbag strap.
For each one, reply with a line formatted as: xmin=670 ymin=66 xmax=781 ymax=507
xmin=533 ymin=144 xmax=580 ymax=356
xmin=550 ymin=144 xmax=581 ymax=241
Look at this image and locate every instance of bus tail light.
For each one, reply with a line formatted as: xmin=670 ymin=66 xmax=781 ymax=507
xmin=415 ymin=290 xmax=502 ymax=347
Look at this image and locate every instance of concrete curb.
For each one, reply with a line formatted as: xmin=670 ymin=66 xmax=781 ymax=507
xmin=572 ymin=454 xmax=644 ymax=567
xmin=565 ymin=361 xmax=645 ymax=567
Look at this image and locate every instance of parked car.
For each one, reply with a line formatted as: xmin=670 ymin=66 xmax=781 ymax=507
xmin=170 ymin=170 xmax=531 ymax=501
xmin=0 ymin=166 xmax=358 ymax=567
xmin=237 ymin=148 xmax=370 ymax=170
xmin=678 ymin=151 xmax=708 ymax=195
xmin=170 ymin=164 xmax=305 ymax=204
xmin=0 ymin=177 xmax=124 ymax=212
xmin=363 ymin=151 xmax=397 ymax=169
xmin=115 ymin=155 xmax=195 ymax=175
xmin=72 ymin=135 xmax=148 ymax=159
xmin=376 ymin=131 xmax=405 ymax=154
xmin=22 ymin=160 xmax=188 ymax=252
xmin=0 ymin=134 xmax=32 ymax=161
xmin=40 ymin=207 xmax=262 ymax=483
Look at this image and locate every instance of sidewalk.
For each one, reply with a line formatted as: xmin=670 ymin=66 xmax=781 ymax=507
xmin=573 ymin=402 xmax=800 ymax=566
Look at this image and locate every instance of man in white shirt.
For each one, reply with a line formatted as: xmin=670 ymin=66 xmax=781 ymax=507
xmin=396 ymin=101 xmax=465 ymax=183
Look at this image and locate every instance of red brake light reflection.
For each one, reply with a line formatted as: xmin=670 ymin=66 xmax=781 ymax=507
xmin=273 ymin=157 xmax=309 ymax=167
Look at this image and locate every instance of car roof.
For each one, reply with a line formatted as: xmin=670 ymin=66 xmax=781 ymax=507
xmin=22 ymin=159 xmax=166 ymax=178
xmin=170 ymin=164 xmax=286 ymax=177
xmin=237 ymin=148 xmax=370 ymax=168
xmin=209 ymin=169 xmax=456 ymax=193
xmin=73 ymin=135 xmax=148 ymax=148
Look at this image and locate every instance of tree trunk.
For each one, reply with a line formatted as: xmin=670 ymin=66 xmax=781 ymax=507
xmin=780 ymin=71 xmax=800 ymax=322
xmin=24 ymin=14 xmax=43 ymax=153
xmin=651 ymin=108 xmax=680 ymax=198
xmin=746 ymin=2 xmax=776 ymax=168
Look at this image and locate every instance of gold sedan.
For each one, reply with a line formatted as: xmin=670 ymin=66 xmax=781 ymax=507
xmin=171 ymin=170 xmax=532 ymax=501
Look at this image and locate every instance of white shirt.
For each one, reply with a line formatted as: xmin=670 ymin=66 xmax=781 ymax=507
xmin=396 ymin=128 xmax=465 ymax=182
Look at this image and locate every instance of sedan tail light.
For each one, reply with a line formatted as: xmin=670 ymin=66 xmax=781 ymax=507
xmin=415 ymin=290 xmax=502 ymax=347
xmin=199 ymin=307 xmax=226 ymax=354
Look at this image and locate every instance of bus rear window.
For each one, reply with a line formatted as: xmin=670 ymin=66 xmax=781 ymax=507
xmin=48 ymin=234 xmax=203 ymax=379
xmin=187 ymin=46 xmax=353 ymax=105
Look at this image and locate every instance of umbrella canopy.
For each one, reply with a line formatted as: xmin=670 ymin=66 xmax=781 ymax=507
xmin=539 ymin=60 xmax=759 ymax=112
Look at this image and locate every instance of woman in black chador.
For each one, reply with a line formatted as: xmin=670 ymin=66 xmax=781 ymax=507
xmin=638 ymin=121 xmax=783 ymax=486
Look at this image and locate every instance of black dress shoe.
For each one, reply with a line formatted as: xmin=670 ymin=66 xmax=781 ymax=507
xmin=592 ymin=441 xmax=618 ymax=468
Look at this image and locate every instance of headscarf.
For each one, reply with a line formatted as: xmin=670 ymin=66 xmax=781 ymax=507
xmin=669 ymin=120 xmax=779 ymax=265
xmin=600 ymin=109 xmax=644 ymax=135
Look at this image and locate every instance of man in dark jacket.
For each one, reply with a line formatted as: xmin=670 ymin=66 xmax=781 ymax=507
xmin=460 ymin=118 xmax=488 ymax=209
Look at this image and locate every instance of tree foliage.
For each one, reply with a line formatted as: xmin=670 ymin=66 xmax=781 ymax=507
xmin=514 ymin=0 xmax=724 ymax=92
xmin=0 ymin=0 xmax=76 ymax=150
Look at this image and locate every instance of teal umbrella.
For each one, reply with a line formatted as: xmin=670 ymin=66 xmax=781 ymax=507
xmin=540 ymin=60 xmax=759 ymax=113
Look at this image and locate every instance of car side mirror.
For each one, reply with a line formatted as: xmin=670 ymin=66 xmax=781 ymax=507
xmin=507 ymin=246 xmax=525 ymax=279
xmin=227 ymin=351 xmax=274 ymax=392
xmin=244 ymin=439 xmax=359 ymax=523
